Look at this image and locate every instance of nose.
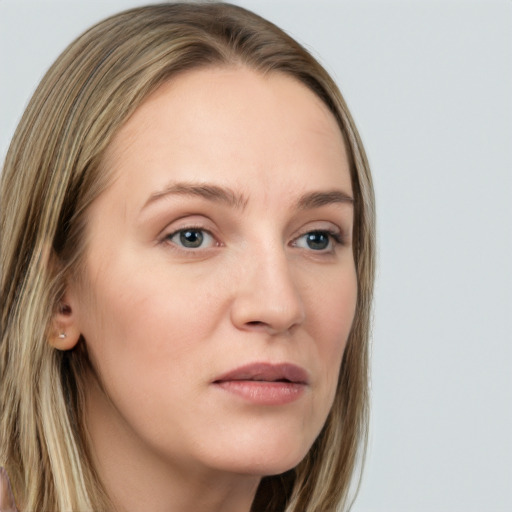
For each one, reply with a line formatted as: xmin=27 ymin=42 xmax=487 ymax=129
xmin=230 ymin=245 xmax=306 ymax=335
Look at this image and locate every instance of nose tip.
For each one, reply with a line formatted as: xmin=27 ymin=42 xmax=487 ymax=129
xmin=230 ymin=257 xmax=306 ymax=335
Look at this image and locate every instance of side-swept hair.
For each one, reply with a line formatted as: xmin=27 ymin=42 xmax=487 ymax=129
xmin=0 ymin=3 xmax=375 ymax=511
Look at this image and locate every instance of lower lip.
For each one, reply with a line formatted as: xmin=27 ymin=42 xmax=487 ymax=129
xmin=213 ymin=380 xmax=306 ymax=405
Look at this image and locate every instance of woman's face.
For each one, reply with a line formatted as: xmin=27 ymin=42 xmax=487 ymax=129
xmin=67 ymin=67 xmax=357 ymax=478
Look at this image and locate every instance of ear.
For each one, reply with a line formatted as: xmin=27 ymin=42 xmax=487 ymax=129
xmin=50 ymin=297 xmax=82 ymax=351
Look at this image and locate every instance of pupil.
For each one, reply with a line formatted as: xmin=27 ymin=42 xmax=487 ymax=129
xmin=180 ymin=230 xmax=203 ymax=248
xmin=307 ymin=232 xmax=329 ymax=250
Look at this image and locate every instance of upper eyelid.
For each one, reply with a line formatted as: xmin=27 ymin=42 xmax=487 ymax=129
xmin=160 ymin=217 xmax=216 ymax=238
xmin=292 ymin=223 xmax=344 ymax=240
xmin=165 ymin=225 xmax=212 ymax=235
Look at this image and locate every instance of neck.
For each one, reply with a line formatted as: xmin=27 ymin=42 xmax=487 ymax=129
xmin=84 ymin=375 xmax=260 ymax=512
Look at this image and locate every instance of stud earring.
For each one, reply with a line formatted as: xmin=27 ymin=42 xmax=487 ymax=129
xmin=58 ymin=332 xmax=67 ymax=339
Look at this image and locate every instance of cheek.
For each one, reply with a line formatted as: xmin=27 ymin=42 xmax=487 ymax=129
xmin=75 ymin=257 xmax=224 ymax=382
xmin=312 ymin=261 xmax=357 ymax=335
xmin=308 ymin=266 xmax=357 ymax=393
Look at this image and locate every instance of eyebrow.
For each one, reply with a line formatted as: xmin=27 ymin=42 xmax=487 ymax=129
xmin=297 ymin=190 xmax=354 ymax=209
xmin=141 ymin=182 xmax=249 ymax=212
xmin=141 ymin=182 xmax=353 ymax=213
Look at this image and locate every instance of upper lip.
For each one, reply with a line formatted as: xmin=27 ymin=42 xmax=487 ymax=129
xmin=213 ymin=362 xmax=309 ymax=385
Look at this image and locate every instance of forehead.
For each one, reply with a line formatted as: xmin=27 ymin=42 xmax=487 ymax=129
xmin=100 ymin=66 xmax=351 ymax=208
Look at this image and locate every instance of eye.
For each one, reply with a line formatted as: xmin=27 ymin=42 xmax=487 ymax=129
xmin=293 ymin=230 xmax=341 ymax=251
xmin=166 ymin=228 xmax=215 ymax=249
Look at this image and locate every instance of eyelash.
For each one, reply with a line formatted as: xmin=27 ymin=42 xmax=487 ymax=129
xmin=163 ymin=226 xmax=218 ymax=251
xmin=292 ymin=229 xmax=345 ymax=252
xmin=162 ymin=226 xmax=345 ymax=253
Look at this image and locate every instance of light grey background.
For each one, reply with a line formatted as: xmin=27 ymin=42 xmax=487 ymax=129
xmin=1 ymin=1 xmax=511 ymax=511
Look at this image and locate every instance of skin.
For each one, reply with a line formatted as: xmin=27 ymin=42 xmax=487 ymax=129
xmin=57 ymin=66 xmax=357 ymax=512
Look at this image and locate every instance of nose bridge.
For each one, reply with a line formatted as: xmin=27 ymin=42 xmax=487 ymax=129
xmin=231 ymin=239 xmax=306 ymax=334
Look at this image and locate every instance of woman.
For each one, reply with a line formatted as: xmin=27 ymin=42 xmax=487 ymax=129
xmin=0 ymin=3 xmax=375 ymax=511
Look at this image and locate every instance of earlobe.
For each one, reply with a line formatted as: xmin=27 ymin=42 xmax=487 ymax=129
xmin=50 ymin=300 xmax=81 ymax=351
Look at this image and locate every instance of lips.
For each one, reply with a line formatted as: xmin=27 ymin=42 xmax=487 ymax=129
xmin=213 ymin=362 xmax=309 ymax=385
xmin=212 ymin=363 xmax=309 ymax=405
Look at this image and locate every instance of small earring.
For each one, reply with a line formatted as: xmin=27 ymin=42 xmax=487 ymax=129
xmin=58 ymin=332 xmax=67 ymax=339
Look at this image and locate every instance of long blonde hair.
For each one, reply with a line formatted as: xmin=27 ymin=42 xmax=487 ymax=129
xmin=0 ymin=3 xmax=375 ymax=511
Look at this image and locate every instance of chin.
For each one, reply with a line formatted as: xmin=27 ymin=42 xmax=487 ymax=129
xmin=201 ymin=428 xmax=314 ymax=477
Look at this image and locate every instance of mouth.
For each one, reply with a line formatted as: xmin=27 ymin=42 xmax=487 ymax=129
xmin=212 ymin=362 xmax=309 ymax=405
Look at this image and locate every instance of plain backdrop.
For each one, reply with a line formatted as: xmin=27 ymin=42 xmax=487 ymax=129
xmin=1 ymin=1 xmax=511 ymax=511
